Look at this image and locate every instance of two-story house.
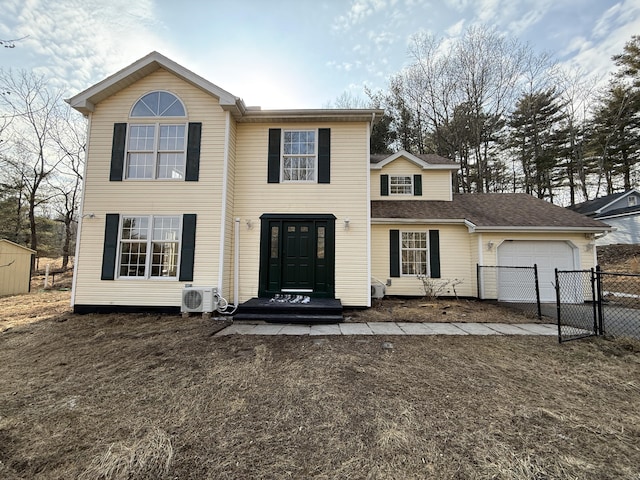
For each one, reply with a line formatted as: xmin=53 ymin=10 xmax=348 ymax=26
xmin=67 ymin=52 xmax=609 ymax=315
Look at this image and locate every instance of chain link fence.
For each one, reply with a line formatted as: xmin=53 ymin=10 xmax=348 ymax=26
xmin=477 ymin=265 xmax=541 ymax=319
xmin=598 ymin=270 xmax=640 ymax=339
xmin=556 ymin=268 xmax=640 ymax=342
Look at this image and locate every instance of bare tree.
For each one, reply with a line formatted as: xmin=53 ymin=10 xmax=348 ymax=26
xmin=50 ymin=106 xmax=86 ymax=269
xmin=386 ymin=26 xmax=544 ymax=193
xmin=0 ymin=69 xmax=66 ymax=266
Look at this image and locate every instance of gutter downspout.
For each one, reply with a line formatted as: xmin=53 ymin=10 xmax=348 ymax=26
xmin=234 ymin=218 xmax=240 ymax=305
xmin=477 ymin=233 xmax=484 ymax=299
xmin=366 ymin=119 xmax=372 ymax=307
xmin=217 ymin=111 xmax=231 ymax=295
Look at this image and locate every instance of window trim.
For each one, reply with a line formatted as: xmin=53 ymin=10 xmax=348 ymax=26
xmin=116 ymin=214 xmax=182 ymax=280
xmin=281 ymin=129 xmax=318 ymax=183
xmin=400 ymin=230 xmax=429 ymax=277
xmin=124 ymin=122 xmax=187 ymax=180
xmin=390 ymin=175 xmax=414 ymax=195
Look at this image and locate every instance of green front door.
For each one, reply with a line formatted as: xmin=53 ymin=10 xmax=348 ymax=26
xmin=282 ymin=222 xmax=314 ymax=291
xmin=259 ymin=214 xmax=335 ymax=298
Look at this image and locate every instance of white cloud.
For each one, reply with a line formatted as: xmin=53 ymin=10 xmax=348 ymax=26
xmin=1 ymin=0 xmax=170 ymax=94
xmin=332 ymin=0 xmax=398 ymax=31
xmin=446 ymin=19 xmax=465 ymax=36
xmin=560 ymin=0 xmax=640 ymax=88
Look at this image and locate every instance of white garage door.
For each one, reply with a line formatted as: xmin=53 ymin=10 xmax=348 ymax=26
xmin=497 ymin=241 xmax=576 ymax=302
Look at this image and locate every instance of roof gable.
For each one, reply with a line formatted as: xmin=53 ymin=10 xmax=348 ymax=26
xmin=66 ymin=51 xmax=245 ymax=116
xmin=568 ymin=189 xmax=640 ymax=216
xmin=370 ymin=150 xmax=459 ymax=171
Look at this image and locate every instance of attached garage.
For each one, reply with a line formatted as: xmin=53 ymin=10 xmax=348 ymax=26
xmin=497 ymin=240 xmax=578 ymax=302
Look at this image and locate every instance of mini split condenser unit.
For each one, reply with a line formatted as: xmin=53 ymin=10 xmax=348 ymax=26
xmin=371 ymin=281 xmax=386 ymax=299
xmin=181 ymin=287 xmax=217 ymax=313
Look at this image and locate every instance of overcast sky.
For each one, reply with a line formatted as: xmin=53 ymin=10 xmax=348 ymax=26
xmin=1 ymin=0 xmax=639 ymax=109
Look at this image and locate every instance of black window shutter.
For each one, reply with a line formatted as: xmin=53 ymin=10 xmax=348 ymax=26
xmin=179 ymin=214 xmax=197 ymax=281
xmin=110 ymin=123 xmax=127 ymax=181
xmin=429 ymin=230 xmax=441 ymax=278
xmin=101 ymin=214 xmax=120 ymax=280
xmin=185 ymin=122 xmax=202 ymax=181
xmin=390 ymin=229 xmax=400 ymax=277
xmin=414 ymin=174 xmax=422 ymax=196
xmin=381 ymin=175 xmax=389 ymax=196
xmin=268 ymin=128 xmax=281 ymax=183
xmin=318 ymin=128 xmax=331 ymax=183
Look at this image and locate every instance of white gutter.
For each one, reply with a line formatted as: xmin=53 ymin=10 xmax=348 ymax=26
xmin=70 ymin=114 xmax=92 ymax=308
xmin=371 ymin=218 xmax=468 ymax=225
xmin=217 ymin=111 xmax=231 ymax=295
xmin=468 ymin=225 xmax=612 ymax=233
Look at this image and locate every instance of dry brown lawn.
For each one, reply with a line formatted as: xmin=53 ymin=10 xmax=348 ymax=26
xmin=1 ymin=288 xmax=640 ymax=479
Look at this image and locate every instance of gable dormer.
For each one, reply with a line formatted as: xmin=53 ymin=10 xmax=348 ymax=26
xmin=370 ymin=150 xmax=459 ymax=201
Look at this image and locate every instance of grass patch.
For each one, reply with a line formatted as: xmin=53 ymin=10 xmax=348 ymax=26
xmin=1 ymin=293 xmax=639 ymax=479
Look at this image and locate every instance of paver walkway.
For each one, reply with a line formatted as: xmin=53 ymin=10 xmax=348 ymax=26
xmin=216 ymin=322 xmax=559 ymax=336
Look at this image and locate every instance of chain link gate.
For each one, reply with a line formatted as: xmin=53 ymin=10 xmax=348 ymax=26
xmin=555 ymin=269 xmax=599 ymax=343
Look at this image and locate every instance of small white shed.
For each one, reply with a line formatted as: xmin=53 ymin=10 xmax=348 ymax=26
xmin=0 ymin=239 xmax=36 ymax=296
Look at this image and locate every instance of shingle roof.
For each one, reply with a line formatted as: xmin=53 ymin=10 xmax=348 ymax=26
xmin=372 ymin=194 xmax=610 ymax=230
xmin=567 ymin=191 xmax=627 ymax=215
xmin=370 ymin=153 xmax=458 ymax=165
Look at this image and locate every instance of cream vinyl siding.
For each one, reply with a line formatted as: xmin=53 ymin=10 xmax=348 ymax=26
xmin=74 ymin=69 xmax=227 ymax=307
xmin=221 ymin=117 xmax=237 ymax=301
xmin=234 ymin=122 xmax=370 ymax=306
xmin=371 ymin=158 xmax=452 ymax=201
xmin=371 ymin=224 xmax=475 ymax=297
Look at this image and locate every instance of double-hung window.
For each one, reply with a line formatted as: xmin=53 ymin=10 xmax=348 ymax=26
xmin=282 ymin=130 xmax=316 ymax=182
xmin=126 ymin=91 xmax=187 ymax=180
xmin=401 ymin=231 xmax=428 ymax=275
xmin=118 ymin=215 xmax=181 ymax=278
xmin=390 ymin=175 xmax=413 ymax=195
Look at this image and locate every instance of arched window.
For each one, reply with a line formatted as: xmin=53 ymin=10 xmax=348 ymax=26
xmin=131 ymin=91 xmax=186 ymax=117
xmin=125 ymin=91 xmax=188 ymax=179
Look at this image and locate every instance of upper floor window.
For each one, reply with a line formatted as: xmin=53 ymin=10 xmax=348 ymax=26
xmin=131 ymin=91 xmax=186 ymax=117
xmin=282 ymin=130 xmax=316 ymax=182
xmin=629 ymin=196 xmax=637 ymax=207
xmin=390 ymin=175 xmax=413 ymax=195
xmin=126 ymin=91 xmax=187 ymax=180
xmin=127 ymin=124 xmax=186 ymax=179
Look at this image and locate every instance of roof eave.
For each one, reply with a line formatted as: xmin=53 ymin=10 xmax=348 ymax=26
xmin=369 ymin=149 xmax=459 ymax=170
xmin=371 ymin=218 xmax=468 ymax=225
xmin=237 ymin=108 xmax=384 ymax=124
xmin=470 ymin=225 xmax=612 ymax=233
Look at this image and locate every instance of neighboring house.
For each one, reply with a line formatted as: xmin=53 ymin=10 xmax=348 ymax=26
xmin=67 ymin=52 xmax=609 ymax=313
xmin=0 ymin=240 xmax=35 ymax=296
xmin=568 ymin=189 xmax=640 ymax=245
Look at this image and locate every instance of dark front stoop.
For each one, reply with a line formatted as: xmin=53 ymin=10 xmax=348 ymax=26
xmin=234 ymin=297 xmax=343 ymax=324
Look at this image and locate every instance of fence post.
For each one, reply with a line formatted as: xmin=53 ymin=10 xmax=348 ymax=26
xmin=534 ymin=264 xmax=541 ymax=320
xmin=555 ymin=268 xmax=561 ymax=342
xmin=476 ymin=264 xmax=481 ymax=300
xmin=590 ymin=268 xmax=598 ymax=336
xmin=596 ymin=265 xmax=604 ymax=336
